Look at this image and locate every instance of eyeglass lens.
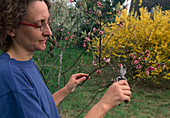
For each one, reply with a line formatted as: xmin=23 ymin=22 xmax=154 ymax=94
xmin=40 ymin=19 xmax=51 ymax=31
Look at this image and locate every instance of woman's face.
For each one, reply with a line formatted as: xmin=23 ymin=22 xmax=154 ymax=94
xmin=9 ymin=1 xmax=52 ymax=53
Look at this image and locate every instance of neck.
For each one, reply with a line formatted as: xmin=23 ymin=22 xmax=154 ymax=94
xmin=6 ymin=46 xmax=34 ymax=61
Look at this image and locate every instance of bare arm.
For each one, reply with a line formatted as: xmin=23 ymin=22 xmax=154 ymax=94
xmin=52 ymin=74 xmax=131 ymax=117
xmin=84 ymin=80 xmax=131 ymax=118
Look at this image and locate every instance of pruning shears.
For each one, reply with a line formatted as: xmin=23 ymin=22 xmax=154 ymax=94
xmin=116 ymin=64 xmax=127 ymax=82
xmin=116 ymin=64 xmax=128 ymax=104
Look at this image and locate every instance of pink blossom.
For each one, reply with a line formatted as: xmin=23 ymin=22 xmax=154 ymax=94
xmin=70 ymin=34 xmax=75 ymax=39
xmin=84 ymin=20 xmax=90 ymax=23
xmin=157 ymin=63 xmax=161 ymax=68
xmin=103 ymin=57 xmax=106 ymax=61
xmin=97 ymin=2 xmax=103 ymax=8
xmin=147 ymin=66 xmax=152 ymax=71
xmin=142 ymin=57 xmax=146 ymax=61
xmin=67 ymin=32 xmax=70 ymax=35
xmin=102 ymin=82 xmax=105 ymax=86
xmin=98 ymin=10 xmax=102 ymax=16
xmin=120 ymin=20 xmax=123 ymax=24
xmin=93 ymin=27 xmax=97 ymax=33
xmin=134 ymin=60 xmax=138 ymax=64
xmin=151 ymin=67 xmax=156 ymax=71
xmin=77 ymin=67 xmax=79 ymax=70
xmin=93 ymin=61 xmax=97 ymax=66
xmin=67 ymin=11 xmax=69 ymax=13
xmin=116 ymin=10 xmax=120 ymax=14
xmin=54 ymin=40 xmax=57 ymax=43
xmin=163 ymin=65 xmax=166 ymax=68
xmin=93 ymin=57 xmax=96 ymax=60
xmin=145 ymin=50 xmax=150 ymax=54
xmin=102 ymin=44 xmax=104 ymax=48
xmin=118 ymin=64 xmax=122 ymax=68
xmin=96 ymin=70 xmax=101 ymax=75
xmin=106 ymin=58 xmax=110 ymax=63
xmin=136 ymin=65 xmax=142 ymax=69
xmin=138 ymin=57 xmax=141 ymax=61
xmin=130 ymin=53 xmax=133 ymax=57
xmin=146 ymin=54 xmax=149 ymax=58
xmin=65 ymin=37 xmax=69 ymax=40
xmin=69 ymin=0 xmax=75 ymax=3
xmin=55 ymin=43 xmax=58 ymax=47
xmin=102 ymin=45 xmax=105 ymax=51
xmin=140 ymin=52 xmax=144 ymax=55
xmin=88 ymin=32 xmax=91 ymax=36
xmin=83 ymin=43 xmax=86 ymax=47
xmin=112 ymin=67 xmax=115 ymax=70
xmin=116 ymin=70 xmax=119 ymax=73
xmin=146 ymin=70 xmax=150 ymax=75
xmin=85 ymin=37 xmax=90 ymax=41
xmin=132 ymin=55 xmax=136 ymax=60
xmin=99 ymin=30 xmax=103 ymax=35
xmin=119 ymin=23 xmax=124 ymax=27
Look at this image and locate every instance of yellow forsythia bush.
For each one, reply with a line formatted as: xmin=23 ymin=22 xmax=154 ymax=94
xmin=91 ymin=7 xmax=170 ymax=81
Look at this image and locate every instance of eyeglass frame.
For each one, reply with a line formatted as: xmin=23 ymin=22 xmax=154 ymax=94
xmin=19 ymin=18 xmax=52 ymax=31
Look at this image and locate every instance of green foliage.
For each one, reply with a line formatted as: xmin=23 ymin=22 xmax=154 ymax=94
xmin=91 ymin=6 xmax=170 ymax=83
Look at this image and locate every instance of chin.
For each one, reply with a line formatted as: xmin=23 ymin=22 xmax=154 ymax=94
xmin=36 ymin=45 xmax=46 ymax=51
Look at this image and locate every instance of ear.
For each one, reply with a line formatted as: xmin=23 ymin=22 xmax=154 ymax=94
xmin=7 ymin=29 xmax=16 ymax=37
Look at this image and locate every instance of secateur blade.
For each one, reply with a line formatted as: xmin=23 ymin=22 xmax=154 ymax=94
xmin=116 ymin=64 xmax=127 ymax=82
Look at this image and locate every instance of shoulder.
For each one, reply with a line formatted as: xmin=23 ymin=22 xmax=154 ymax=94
xmin=0 ymin=53 xmax=34 ymax=93
xmin=0 ymin=54 xmax=11 ymax=78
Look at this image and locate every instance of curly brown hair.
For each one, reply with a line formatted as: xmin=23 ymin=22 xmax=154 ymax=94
xmin=0 ymin=0 xmax=51 ymax=52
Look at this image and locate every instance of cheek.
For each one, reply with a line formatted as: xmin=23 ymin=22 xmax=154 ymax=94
xmin=18 ymin=29 xmax=41 ymax=41
xmin=16 ymin=30 xmax=41 ymax=47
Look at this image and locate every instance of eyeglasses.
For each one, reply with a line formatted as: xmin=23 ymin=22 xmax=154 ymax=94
xmin=19 ymin=18 xmax=52 ymax=31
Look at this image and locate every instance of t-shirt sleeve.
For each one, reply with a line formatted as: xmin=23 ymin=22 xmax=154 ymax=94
xmin=0 ymin=65 xmax=48 ymax=118
xmin=0 ymin=89 xmax=48 ymax=118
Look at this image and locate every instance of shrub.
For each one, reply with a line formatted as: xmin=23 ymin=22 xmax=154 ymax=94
xmin=91 ymin=6 xmax=170 ymax=82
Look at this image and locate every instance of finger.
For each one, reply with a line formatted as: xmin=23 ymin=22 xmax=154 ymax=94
xmin=120 ymin=85 xmax=130 ymax=90
xmin=77 ymin=76 xmax=87 ymax=83
xmin=117 ymin=80 xmax=129 ymax=86
xmin=72 ymin=73 xmax=88 ymax=79
xmin=123 ymin=90 xmax=132 ymax=97
xmin=123 ymin=95 xmax=131 ymax=103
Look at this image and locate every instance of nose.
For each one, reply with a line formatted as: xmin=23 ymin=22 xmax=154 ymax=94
xmin=42 ymin=24 xmax=52 ymax=36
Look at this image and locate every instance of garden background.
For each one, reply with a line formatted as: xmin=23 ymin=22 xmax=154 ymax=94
xmin=1 ymin=0 xmax=170 ymax=117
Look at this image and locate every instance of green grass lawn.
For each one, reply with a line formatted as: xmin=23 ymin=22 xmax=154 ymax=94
xmin=58 ymin=83 xmax=170 ymax=118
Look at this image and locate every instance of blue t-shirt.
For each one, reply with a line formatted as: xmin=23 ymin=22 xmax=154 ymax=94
xmin=0 ymin=53 xmax=59 ymax=118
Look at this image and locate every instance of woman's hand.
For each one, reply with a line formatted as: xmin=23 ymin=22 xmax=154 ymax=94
xmin=99 ymin=80 xmax=131 ymax=111
xmin=84 ymin=80 xmax=131 ymax=118
xmin=64 ymin=73 xmax=89 ymax=93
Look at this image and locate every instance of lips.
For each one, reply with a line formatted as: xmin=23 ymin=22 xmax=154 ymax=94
xmin=39 ymin=40 xmax=46 ymax=43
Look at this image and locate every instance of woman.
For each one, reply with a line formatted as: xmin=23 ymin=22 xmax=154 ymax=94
xmin=0 ymin=0 xmax=131 ymax=118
